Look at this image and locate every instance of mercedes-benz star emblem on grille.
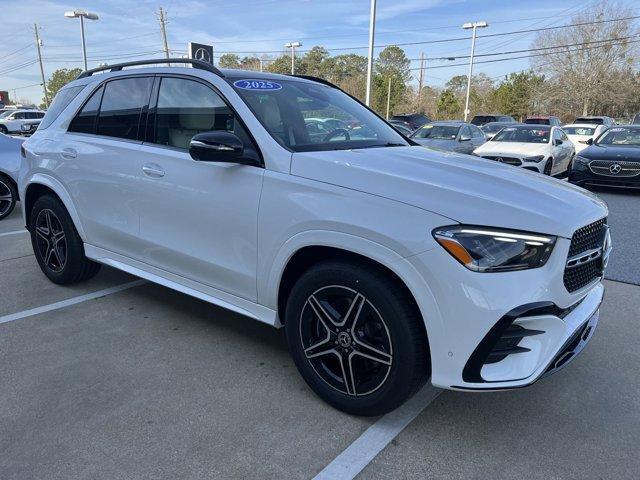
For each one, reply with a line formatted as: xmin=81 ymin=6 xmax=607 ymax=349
xmin=194 ymin=48 xmax=211 ymax=63
xmin=609 ymin=163 xmax=622 ymax=174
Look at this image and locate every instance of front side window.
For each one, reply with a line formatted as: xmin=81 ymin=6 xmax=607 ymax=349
xmin=230 ymin=78 xmax=408 ymax=152
xmin=412 ymin=124 xmax=459 ymax=140
xmin=97 ymin=77 xmax=153 ymax=140
xmin=39 ymin=85 xmax=85 ymax=130
xmin=491 ymin=126 xmax=551 ymax=144
xmin=153 ymin=77 xmax=250 ymax=150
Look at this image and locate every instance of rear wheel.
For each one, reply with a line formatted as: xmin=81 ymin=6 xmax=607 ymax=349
xmin=543 ymin=157 xmax=553 ymax=175
xmin=29 ymin=195 xmax=101 ymax=284
xmin=0 ymin=125 xmax=7 ymax=134
xmin=0 ymin=175 xmax=17 ymax=220
xmin=285 ymin=260 xmax=429 ymax=416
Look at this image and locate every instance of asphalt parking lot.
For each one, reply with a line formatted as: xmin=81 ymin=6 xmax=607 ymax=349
xmin=1 ymin=188 xmax=639 ymax=480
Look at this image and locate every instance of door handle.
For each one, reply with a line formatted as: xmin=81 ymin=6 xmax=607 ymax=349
xmin=61 ymin=148 xmax=77 ymax=159
xmin=142 ymin=164 xmax=165 ymax=178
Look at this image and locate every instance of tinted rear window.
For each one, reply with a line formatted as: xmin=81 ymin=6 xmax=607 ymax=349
xmin=96 ymin=77 xmax=153 ymax=140
xmin=471 ymin=116 xmax=496 ymax=125
xmin=575 ymin=117 xmax=604 ymax=125
xmin=524 ymin=118 xmax=550 ymax=125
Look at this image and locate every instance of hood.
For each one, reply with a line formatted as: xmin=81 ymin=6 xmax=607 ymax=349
xmin=413 ymin=138 xmax=457 ymax=152
xmin=473 ymin=141 xmax=549 ymax=157
xmin=579 ymin=144 xmax=640 ymax=162
xmin=291 ymin=146 xmax=607 ymax=238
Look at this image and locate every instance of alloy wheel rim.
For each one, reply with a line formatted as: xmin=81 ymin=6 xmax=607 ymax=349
xmin=34 ymin=209 xmax=67 ymax=272
xmin=299 ymin=285 xmax=393 ymax=396
xmin=0 ymin=179 xmax=13 ymax=216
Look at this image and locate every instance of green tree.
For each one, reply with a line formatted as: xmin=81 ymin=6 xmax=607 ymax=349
xmin=372 ymin=46 xmax=411 ymax=115
xmin=44 ymin=68 xmax=82 ymax=106
xmin=298 ymin=46 xmax=331 ymax=77
xmin=218 ymin=54 xmax=241 ymax=69
xmin=265 ymin=55 xmax=292 ymax=74
xmin=493 ymin=71 xmax=544 ymax=120
xmin=436 ymin=89 xmax=460 ymax=119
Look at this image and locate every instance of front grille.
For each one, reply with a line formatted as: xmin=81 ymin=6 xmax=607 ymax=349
xmin=481 ymin=155 xmax=522 ymax=166
xmin=589 ymin=160 xmax=640 ymax=177
xmin=564 ymin=218 xmax=607 ymax=292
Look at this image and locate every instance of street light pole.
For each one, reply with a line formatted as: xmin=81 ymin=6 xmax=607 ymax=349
xmin=365 ymin=0 xmax=377 ymax=106
xmin=64 ymin=10 xmax=99 ymax=71
xmin=462 ymin=20 xmax=488 ymax=121
xmin=284 ymin=42 xmax=301 ymax=75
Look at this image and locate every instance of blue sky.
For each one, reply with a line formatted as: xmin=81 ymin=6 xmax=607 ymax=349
xmin=1 ymin=0 xmax=634 ymax=104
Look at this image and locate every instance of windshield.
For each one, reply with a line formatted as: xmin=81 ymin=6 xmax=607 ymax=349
xmin=564 ymin=126 xmax=596 ymax=136
xmin=411 ymin=124 xmax=459 ymax=140
xmin=0 ymin=111 xmax=13 ymax=119
xmin=229 ymin=78 xmax=408 ymax=152
xmin=481 ymin=123 xmax=510 ymax=134
xmin=596 ymin=127 xmax=640 ymax=146
xmin=491 ymin=126 xmax=550 ymax=144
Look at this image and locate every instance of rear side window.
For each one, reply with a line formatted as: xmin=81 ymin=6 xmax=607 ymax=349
xmin=97 ymin=77 xmax=153 ymax=140
xmin=69 ymin=85 xmax=104 ymax=134
xmin=39 ymin=85 xmax=85 ymax=130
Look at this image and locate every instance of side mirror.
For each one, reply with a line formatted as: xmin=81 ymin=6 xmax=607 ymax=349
xmin=553 ymin=138 xmax=563 ymax=146
xmin=586 ymin=137 xmax=594 ymax=145
xmin=189 ymin=131 xmax=250 ymax=164
xmin=459 ymin=135 xmax=471 ymax=142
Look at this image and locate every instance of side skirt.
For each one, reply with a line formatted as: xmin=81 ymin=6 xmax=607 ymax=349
xmin=84 ymin=244 xmax=279 ymax=327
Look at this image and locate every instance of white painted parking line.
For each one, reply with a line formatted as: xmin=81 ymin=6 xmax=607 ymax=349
xmin=313 ymin=385 xmax=442 ymax=480
xmin=0 ymin=229 xmax=28 ymax=237
xmin=0 ymin=279 xmax=146 ymax=326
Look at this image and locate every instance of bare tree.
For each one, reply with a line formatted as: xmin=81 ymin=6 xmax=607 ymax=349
xmin=531 ymin=2 xmax=639 ymax=117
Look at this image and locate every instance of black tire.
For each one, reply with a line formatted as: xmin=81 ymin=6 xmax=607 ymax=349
xmin=0 ymin=125 xmax=7 ymax=134
xmin=29 ymin=195 xmax=101 ymax=285
xmin=543 ymin=157 xmax=553 ymax=176
xmin=285 ymin=260 xmax=430 ymax=416
xmin=0 ymin=174 xmax=17 ymax=220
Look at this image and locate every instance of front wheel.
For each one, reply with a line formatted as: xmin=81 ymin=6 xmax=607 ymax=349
xmin=29 ymin=195 xmax=101 ymax=284
xmin=285 ymin=260 xmax=429 ymax=416
xmin=543 ymin=157 xmax=553 ymax=176
xmin=0 ymin=125 xmax=7 ymax=134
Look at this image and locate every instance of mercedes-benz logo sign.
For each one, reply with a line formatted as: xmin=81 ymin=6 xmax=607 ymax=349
xmin=194 ymin=48 xmax=211 ymax=63
xmin=609 ymin=163 xmax=622 ymax=174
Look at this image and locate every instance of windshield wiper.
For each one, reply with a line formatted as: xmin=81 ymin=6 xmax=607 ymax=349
xmin=366 ymin=142 xmax=407 ymax=149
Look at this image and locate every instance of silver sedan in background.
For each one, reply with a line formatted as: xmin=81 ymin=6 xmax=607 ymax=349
xmin=410 ymin=121 xmax=486 ymax=154
xmin=0 ymin=132 xmax=23 ymax=219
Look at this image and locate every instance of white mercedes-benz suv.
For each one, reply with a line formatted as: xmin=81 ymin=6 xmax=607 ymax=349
xmin=19 ymin=59 xmax=610 ymax=415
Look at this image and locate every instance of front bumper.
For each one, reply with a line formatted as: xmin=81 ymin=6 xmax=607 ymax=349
xmin=405 ymin=234 xmax=605 ymax=391
xmin=477 ymin=154 xmax=546 ymax=173
xmin=570 ymin=159 xmax=640 ymax=189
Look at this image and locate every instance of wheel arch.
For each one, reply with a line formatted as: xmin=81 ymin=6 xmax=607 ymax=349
xmin=264 ymin=231 xmax=441 ymax=356
xmin=23 ymin=175 xmax=86 ymax=239
xmin=0 ymin=171 xmax=19 ymax=201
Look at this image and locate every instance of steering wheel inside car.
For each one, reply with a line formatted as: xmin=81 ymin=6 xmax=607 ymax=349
xmin=323 ymin=128 xmax=351 ymax=142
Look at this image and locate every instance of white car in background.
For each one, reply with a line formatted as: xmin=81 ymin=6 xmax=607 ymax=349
xmin=0 ymin=110 xmax=45 ymax=135
xmin=562 ymin=124 xmax=607 ymax=153
xmin=473 ymin=124 xmax=575 ymax=176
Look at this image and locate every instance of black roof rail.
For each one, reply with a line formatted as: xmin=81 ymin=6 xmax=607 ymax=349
xmin=76 ymin=58 xmax=225 ymax=79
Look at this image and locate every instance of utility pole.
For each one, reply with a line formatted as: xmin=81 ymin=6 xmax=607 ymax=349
xmin=34 ymin=24 xmax=49 ymax=107
xmin=158 ymin=7 xmax=170 ymax=59
xmin=386 ymin=77 xmax=392 ymax=119
xmin=417 ymin=52 xmax=425 ymax=111
xmin=284 ymin=42 xmax=301 ymax=75
xmin=365 ymin=0 xmax=377 ymax=106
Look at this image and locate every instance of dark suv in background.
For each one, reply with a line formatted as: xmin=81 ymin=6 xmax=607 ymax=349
xmin=390 ymin=113 xmax=431 ymax=131
xmin=470 ymin=114 xmax=516 ymax=126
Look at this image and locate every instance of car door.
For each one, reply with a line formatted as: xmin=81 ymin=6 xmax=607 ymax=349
xmin=135 ymin=75 xmax=264 ymax=302
xmin=550 ymin=128 xmax=568 ymax=174
xmin=470 ymin=125 xmax=486 ymax=150
xmin=7 ymin=112 xmax=24 ymax=132
xmin=456 ymin=125 xmax=474 ymax=154
xmin=62 ymin=76 xmax=153 ymax=258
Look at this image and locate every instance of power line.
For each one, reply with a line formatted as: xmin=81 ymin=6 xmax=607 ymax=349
xmin=0 ymin=43 xmax=34 ymax=64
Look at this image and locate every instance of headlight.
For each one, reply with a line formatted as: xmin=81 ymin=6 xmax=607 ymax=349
xmin=524 ymin=155 xmax=545 ymax=163
xmin=574 ymin=155 xmax=590 ymax=165
xmin=433 ymin=226 xmax=556 ymax=272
